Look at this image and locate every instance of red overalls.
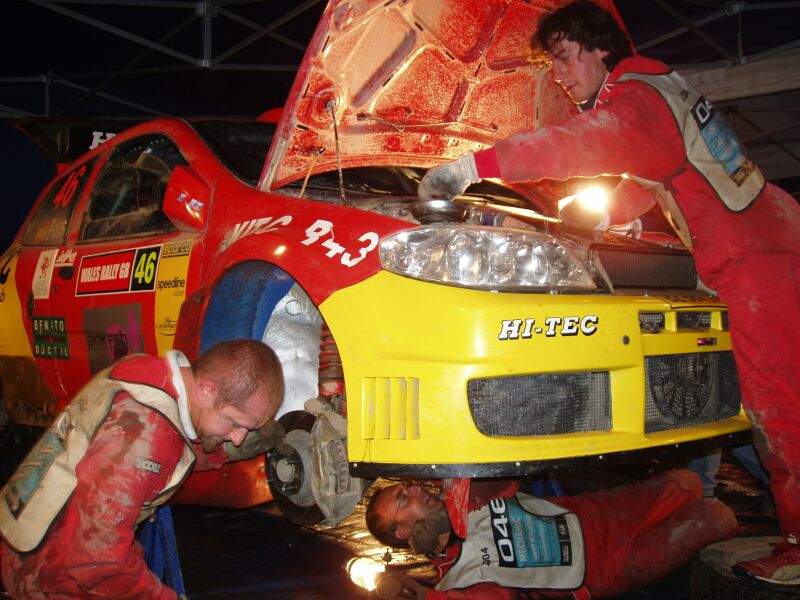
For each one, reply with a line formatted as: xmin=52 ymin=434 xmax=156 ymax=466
xmin=0 ymin=354 xmax=225 ymax=599
xmin=432 ymin=471 xmax=736 ymax=598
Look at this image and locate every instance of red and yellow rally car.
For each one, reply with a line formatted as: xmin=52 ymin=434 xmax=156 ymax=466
xmin=0 ymin=0 xmax=749 ymax=525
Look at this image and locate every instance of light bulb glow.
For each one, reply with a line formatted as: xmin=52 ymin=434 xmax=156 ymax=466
xmin=575 ymin=186 xmax=609 ymax=212
xmin=558 ymin=185 xmax=610 ymax=213
xmin=346 ymin=557 xmax=386 ymax=591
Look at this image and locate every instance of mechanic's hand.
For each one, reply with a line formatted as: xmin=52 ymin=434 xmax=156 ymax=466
xmin=375 ymin=572 xmax=428 ymax=600
xmin=418 ymin=152 xmax=480 ymax=202
xmin=558 ymin=199 xmax=610 ymax=230
xmin=223 ymin=420 xmax=293 ymax=461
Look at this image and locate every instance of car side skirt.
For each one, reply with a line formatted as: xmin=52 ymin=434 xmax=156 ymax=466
xmin=350 ymin=430 xmax=753 ymax=479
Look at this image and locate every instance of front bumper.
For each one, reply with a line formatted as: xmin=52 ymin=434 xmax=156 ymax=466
xmin=320 ymin=272 xmax=750 ymax=477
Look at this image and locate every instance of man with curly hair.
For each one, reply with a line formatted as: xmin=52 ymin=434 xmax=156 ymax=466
xmin=420 ymin=0 xmax=800 ymax=585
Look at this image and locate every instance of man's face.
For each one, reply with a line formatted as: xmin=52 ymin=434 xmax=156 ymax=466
xmin=192 ymin=381 xmax=273 ymax=451
xmin=547 ymin=35 xmax=610 ymax=105
xmin=376 ymin=483 xmax=446 ymax=542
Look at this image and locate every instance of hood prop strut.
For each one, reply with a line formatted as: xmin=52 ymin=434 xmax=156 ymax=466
xmin=298 ymin=148 xmax=323 ymax=199
xmin=327 ymin=100 xmax=348 ymax=206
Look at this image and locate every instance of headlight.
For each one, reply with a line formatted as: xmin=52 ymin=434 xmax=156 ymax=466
xmin=380 ymin=224 xmax=596 ymax=291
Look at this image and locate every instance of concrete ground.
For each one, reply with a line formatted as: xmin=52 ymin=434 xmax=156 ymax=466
xmin=172 ymin=455 xmax=781 ymax=599
xmin=0 ymin=425 xmax=782 ymax=599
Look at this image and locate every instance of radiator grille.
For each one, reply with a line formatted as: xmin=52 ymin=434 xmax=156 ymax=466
xmin=468 ymin=372 xmax=611 ymax=436
xmin=595 ymin=248 xmax=697 ymax=289
xmin=645 ymin=351 xmax=741 ymax=432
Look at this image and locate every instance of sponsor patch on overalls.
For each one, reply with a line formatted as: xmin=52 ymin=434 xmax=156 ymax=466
xmin=134 ymin=458 xmax=163 ymax=474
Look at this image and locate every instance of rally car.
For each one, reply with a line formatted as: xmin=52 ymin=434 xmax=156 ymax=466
xmin=0 ymin=0 xmax=749 ymax=525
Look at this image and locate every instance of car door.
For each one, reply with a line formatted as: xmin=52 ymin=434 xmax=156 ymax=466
xmin=1 ymin=158 xmax=97 ymax=422
xmin=48 ymin=132 xmax=203 ymax=399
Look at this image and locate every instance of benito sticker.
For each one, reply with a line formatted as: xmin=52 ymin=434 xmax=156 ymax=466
xmin=32 ymin=317 xmax=70 ymax=360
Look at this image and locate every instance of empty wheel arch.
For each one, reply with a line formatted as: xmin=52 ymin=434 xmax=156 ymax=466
xmin=200 ymin=260 xmax=324 ymax=419
xmin=201 ymin=261 xmax=345 ymax=525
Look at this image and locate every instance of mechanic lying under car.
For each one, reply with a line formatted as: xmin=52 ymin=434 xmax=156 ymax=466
xmin=366 ymin=472 xmax=736 ymax=599
xmin=0 ymin=339 xmax=285 ymax=599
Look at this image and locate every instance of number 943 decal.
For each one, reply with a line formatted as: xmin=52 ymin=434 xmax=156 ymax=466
xmin=302 ymin=219 xmax=379 ymax=268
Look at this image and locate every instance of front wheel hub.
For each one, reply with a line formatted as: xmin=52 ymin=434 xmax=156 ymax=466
xmin=267 ymin=428 xmax=316 ymax=507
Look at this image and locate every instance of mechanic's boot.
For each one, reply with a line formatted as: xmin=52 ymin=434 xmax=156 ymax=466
xmin=734 ymin=536 xmax=800 ymax=585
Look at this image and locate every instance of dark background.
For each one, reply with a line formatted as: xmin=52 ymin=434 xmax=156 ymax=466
xmin=2 ymin=0 xmax=799 ymax=244
xmin=2 ymin=1 xmax=799 ymax=119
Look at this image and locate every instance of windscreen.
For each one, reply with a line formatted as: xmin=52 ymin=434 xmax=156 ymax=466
xmin=285 ymin=165 xmax=544 ymax=211
xmin=190 ymin=120 xmax=276 ymax=186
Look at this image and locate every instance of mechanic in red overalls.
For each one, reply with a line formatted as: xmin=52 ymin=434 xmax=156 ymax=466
xmin=0 ymin=339 xmax=285 ymax=599
xmin=366 ymin=474 xmax=736 ymax=599
xmin=419 ymin=1 xmax=800 ymax=585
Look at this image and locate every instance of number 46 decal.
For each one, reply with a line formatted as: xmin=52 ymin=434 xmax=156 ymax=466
xmin=131 ymin=246 xmax=161 ymax=291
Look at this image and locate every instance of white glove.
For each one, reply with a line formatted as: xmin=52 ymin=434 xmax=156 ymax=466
xmin=418 ymin=152 xmax=480 ymax=202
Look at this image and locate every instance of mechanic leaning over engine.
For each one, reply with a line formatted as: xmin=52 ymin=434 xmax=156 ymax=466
xmin=419 ymin=0 xmax=800 ymax=586
xmin=0 ymin=339 xmax=286 ymax=599
xmin=366 ymin=473 xmax=736 ymax=599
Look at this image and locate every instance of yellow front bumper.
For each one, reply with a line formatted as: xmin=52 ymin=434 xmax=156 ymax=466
xmin=320 ymin=272 xmax=749 ymax=475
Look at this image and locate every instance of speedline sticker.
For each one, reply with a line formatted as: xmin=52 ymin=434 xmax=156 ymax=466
xmin=154 ymin=239 xmax=193 ymax=355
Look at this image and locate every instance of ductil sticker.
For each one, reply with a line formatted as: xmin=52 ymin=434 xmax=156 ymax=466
xmin=32 ymin=317 xmax=70 ymax=360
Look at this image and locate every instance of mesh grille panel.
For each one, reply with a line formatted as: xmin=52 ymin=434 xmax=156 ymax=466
xmin=596 ymin=248 xmax=697 ymax=288
xmin=468 ymin=372 xmax=611 ymax=436
xmin=645 ymin=351 xmax=741 ymax=432
xmin=640 ymin=310 xmax=728 ymax=333
xmin=677 ymin=312 xmax=712 ymax=328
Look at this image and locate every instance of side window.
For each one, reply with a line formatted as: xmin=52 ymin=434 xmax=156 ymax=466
xmin=22 ymin=159 xmax=96 ymax=246
xmin=80 ymin=134 xmax=186 ymax=241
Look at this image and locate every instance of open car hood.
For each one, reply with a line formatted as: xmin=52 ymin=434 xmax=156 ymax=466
xmin=261 ymin=0 xmax=624 ymax=191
